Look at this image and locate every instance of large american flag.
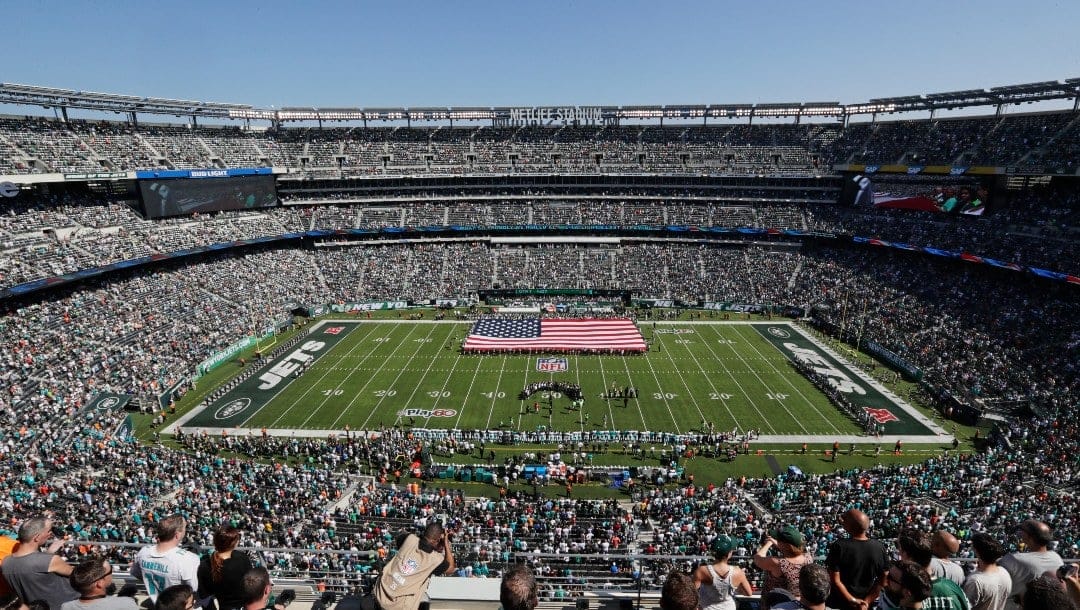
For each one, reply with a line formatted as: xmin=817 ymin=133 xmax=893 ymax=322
xmin=463 ymin=318 xmax=646 ymax=352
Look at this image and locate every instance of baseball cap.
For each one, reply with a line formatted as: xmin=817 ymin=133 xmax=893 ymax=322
xmin=773 ymin=525 xmax=804 ymax=547
xmin=713 ymin=535 xmax=739 ymax=555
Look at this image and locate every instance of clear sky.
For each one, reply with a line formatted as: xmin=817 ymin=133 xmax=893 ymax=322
xmin=5 ymin=0 xmax=1079 ymax=109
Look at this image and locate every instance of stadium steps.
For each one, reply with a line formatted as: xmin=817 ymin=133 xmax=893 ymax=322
xmin=134 ymin=132 xmax=164 ymax=162
xmin=787 ymin=259 xmax=802 ymax=290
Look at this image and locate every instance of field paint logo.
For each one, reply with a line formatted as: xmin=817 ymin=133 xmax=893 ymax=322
xmin=215 ymin=398 xmax=251 ymax=420
xmin=782 ymin=342 xmax=867 ymax=395
xmin=257 ymin=340 xmax=327 ymax=390
xmin=324 ymin=326 xmax=345 ymax=335
xmin=398 ymin=408 xmax=457 ymax=418
xmin=655 ymin=329 xmax=695 ymax=335
xmin=767 ymin=327 xmax=791 ymax=339
xmin=864 ymin=407 xmax=899 ymax=423
xmin=536 ymin=357 xmax=568 ymax=372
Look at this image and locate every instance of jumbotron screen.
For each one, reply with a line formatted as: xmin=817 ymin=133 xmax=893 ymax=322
xmin=138 ymin=175 xmax=278 ymax=219
xmin=839 ymin=174 xmax=992 ymax=216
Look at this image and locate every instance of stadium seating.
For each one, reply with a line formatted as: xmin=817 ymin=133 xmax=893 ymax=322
xmin=0 ymin=106 xmax=1079 ymax=607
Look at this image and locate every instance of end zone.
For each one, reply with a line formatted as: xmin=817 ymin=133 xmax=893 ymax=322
xmin=171 ymin=320 xmax=362 ymax=431
xmin=752 ymin=322 xmax=948 ymax=441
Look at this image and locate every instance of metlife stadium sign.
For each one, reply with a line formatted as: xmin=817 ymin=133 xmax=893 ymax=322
xmin=507 ymin=106 xmax=602 ymax=126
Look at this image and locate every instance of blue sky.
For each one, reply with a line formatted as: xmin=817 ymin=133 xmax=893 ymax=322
xmin=6 ymin=0 xmax=1079 ymax=109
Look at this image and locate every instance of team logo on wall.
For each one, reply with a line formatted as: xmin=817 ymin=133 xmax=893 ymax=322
xmin=215 ymin=398 xmax=251 ymax=420
xmin=94 ymin=396 xmax=120 ymax=411
xmin=537 ymin=357 xmax=568 ymax=372
xmin=767 ymin=327 xmax=791 ymax=339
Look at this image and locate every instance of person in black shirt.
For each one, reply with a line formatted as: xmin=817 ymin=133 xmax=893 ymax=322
xmin=198 ymin=526 xmax=253 ymax=610
xmin=825 ymin=509 xmax=888 ymax=610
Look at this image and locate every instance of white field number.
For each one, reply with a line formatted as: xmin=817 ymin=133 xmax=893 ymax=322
xmin=653 ymin=392 xmax=678 ymax=400
xmin=709 ymin=392 xmax=733 ymax=400
xmin=766 ymin=393 xmax=789 ymax=400
xmin=322 ymin=389 xmax=344 ymax=396
xmin=427 ymin=390 xmax=450 ymax=398
xmin=374 ymin=390 xmax=397 ymax=397
xmin=482 ymin=391 xmax=506 ymax=399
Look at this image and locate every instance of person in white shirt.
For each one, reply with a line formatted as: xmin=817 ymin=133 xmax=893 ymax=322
xmin=997 ymin=520 xmax=1062 ymax=610
xmin=129 ymin=515 xmax=199 ymax=603
xmin=962 ymin=533 xmax=1011 ymax=610
xmin=930 ymin=531 xmax=966 ymax=587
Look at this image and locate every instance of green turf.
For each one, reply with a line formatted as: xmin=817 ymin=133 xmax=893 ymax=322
xmin=185 ymin=319 xmax=930 ymax=438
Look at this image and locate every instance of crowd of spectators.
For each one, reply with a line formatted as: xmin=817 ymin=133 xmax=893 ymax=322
xmin=5 ymin=177 xmax=1078 ymax=292
xmin=0 ymin=124 xmax=1079 ymax=605
xmin=1 ymin=111 xmax=1078 ymax=178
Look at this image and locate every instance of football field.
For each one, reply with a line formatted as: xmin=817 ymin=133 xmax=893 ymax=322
xmin=182 ymin=319 xmax=937 ymax=439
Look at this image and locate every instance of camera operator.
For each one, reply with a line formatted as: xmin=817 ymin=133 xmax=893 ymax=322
xmin=373 ymin=523 xmax=455 ymax=610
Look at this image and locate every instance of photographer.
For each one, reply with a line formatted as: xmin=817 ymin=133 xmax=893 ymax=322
xmin=373 ymin=523 xmax=455 ymax=610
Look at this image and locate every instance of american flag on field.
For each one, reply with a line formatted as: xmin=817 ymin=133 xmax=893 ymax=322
xmin=463 ymin=318 xmax=646 ymax=353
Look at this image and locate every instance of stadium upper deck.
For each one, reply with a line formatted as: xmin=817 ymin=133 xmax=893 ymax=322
xmin=0 ymin=79 xmax=1077 ymax=179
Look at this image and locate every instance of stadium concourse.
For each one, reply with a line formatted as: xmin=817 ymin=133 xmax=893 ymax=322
xmin=0 ymin=83 xmax=1077 ymax=608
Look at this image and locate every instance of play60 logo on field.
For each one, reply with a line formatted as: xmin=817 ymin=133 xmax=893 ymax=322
xmin=398 ymin=408 xmax=457 ymax=418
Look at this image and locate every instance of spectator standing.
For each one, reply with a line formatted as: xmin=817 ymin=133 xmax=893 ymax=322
xmin=197 ymin=526 xmax=252 ymax=610
xmin=930 ymin=531 xmax=965 ymax=587
xmin=754 ymin=525 xmax=813 ymax=609
xmin=374 ymin=523 xmax=454 ymax=610
xmin=1 ymin=517 xmax=78 ymax=610
xmin=879 ymin=561 xmax=932 ymax=610
xmin=825 ymin=510 xmax=888 ymax=610
xmin=883 ymin=528 xmax=969 ymax=610
xmin=962 ymin=534 xmax=1011 ymax=610
xmin=693 ymin=535 xmax=753 ymax=610
xmin=130 ymin=515 xmax=199 ymax=604
xmin=997 ymin=520 xmax=1062 ymax=610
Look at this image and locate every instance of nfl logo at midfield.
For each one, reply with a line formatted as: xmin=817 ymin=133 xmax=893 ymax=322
xmin=536 ymin=357 xmax=568 ymax=372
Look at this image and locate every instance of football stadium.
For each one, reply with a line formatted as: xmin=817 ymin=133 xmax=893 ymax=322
xmin=1 ymin=7 xmax=1079 ymax=610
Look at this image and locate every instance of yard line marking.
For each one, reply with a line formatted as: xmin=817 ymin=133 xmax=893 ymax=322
xmin=249 ymin=322 xmax=380 ymax=429
xmin=316 ymin=322 xmax=422 ymax=430
xmin=639 ymin=335 xmax=680 ymax=433
xmin=733 ymin=324 xmax=842 ymax=434
xmin=484 ymin=354 xmax=509 ymax=430
xmin=695 ymin=325 xmax=776 ymax=434
xmin=706 ymin=324 xmax=806 ymax=434
xmin=658 ymin=326 xmax=708 ymax=427
xmin=363 ymin=323 xmax=442 ymax=430
xmin=418 ymin=325 xmax=468 ymax=428
xmin=290 ymin=322 xmax=391 ymax=429
xmin=668 ymin=325 xmax=738 ymax=430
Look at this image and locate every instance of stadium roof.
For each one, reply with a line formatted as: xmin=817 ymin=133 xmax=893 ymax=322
xmin=0 ymin=78 xmax=1076 ymax=123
